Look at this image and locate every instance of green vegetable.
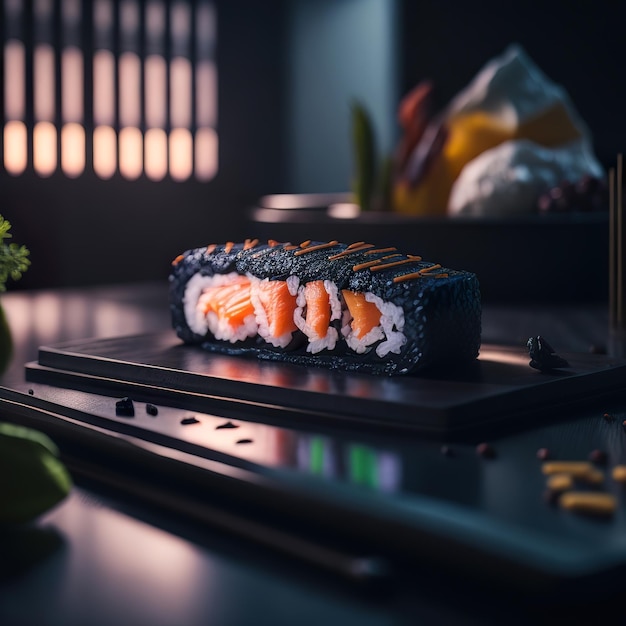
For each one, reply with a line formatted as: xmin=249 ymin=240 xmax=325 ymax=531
xmin=0 ymin=216 xmax=30 ymax=291
xmin=0 ymin=422 xmax=72 ymax=524
xmin=351 ymin=101 xmax=377 ymax=212
xmin=0 ymin=302 xmax=12 ymax=375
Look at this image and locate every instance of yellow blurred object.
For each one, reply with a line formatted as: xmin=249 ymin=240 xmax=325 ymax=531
xmin=394 ymin=112 xmax=513 ymax=215
xmin=393 ymin=155 xmax=453 ymax=217
xmin=393 ymin=103 xmax=583 ymax=215
xmin=514 ymin=101 xmax=582 ymax=147
xmin=445 ymin=112 xmax=514 ymax=176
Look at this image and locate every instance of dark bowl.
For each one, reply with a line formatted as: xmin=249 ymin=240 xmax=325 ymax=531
xmin=248 ymin=195 xmax=609 ymax=304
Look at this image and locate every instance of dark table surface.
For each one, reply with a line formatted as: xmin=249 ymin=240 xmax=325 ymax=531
xmin=1 ymin=282 xmax=626 ymax=625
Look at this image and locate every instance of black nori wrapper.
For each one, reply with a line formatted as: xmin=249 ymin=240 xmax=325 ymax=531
xmin=169 ymin=241 xmax=481 ymax=375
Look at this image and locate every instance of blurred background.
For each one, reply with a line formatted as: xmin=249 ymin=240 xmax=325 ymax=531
xmin=0 ymin=0 xmax=624 ymax=295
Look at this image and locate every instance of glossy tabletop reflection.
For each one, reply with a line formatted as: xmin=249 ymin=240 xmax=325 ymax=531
xmin=2 ymin=283 xmax=626 ymax=625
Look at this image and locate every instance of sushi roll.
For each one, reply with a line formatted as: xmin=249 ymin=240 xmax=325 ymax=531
xmin=169 ymin=239 xmax=481 ymax=375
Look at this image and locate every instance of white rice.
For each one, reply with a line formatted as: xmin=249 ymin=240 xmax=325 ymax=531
xmin=342 ymin=291 xmax=406 ymax=357
xmin=186 ymin=271 xmax=407 ymax=358
xmin=286 ymin=274 xmax=300 ymax=296
xmin=184 ymin=272 xmax=258 ymax=343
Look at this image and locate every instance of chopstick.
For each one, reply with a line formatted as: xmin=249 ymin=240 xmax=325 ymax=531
xmin=66 ymin=456 xmax=391 ymax=585
xmin=609 ymin=154 xmax=624 ymax=331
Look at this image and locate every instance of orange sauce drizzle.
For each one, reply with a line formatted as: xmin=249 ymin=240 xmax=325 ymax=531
xmin=364 ymin=247 xmax=397 ymax=255
xmin=381 ymin=253 xmax=402 ymax=260
xmin=370 ymin=257 xmax=421 ymax=272
xmin=419 ymin=263 xmax=442 ymax=273
xmin=172 ymin=254 xmax=184 ymax=266
xmin=243 ymin=238 xmax=259 ymax=250
xmin=352 ymin=259 xmax=382 ymax=271
xmin=347 ymin=241 xmax=367 ymax=249
xmin=393 ymin=272 xmax=421 ymax=283
xmin=206 ymin=244 xmax=217 ymax=254
xmin=224 ymin=241 xmax=235 ymax=253
xmin=328 ymin=244 xmax=375 ymax=260
xmin=299 ymin=240 xmax=312 ymax=248
xmin=393 ymin=267 xmax=448 ymax=283
xmin=267 ymin=239 xmax=280 ymax=247
xmin=284 ymin=244 xmax=298 ymax=251
xmin=294 ymin=240 xmax=339 ymax=256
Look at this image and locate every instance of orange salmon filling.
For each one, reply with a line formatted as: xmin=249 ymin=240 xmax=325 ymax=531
xmin=304 ymin=280 xmax=331 ymax=339
xmin=256 ymin=280 xmax=298 ymax=338
xmin=202 ymin=277 xmax=255 ymax=327
xmin=342 ymin=290 xmax=382 ymax=339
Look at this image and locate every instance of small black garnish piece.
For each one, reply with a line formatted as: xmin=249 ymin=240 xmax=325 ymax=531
xmin=28 ymin=388 xmax=34 ymax=395
xmin=146 ymin=403 xmax=158 ymax=416
xmin=181 ymin=416 xmax=200 ymax=425
xmin=115 ymin=397 xmax=135 ymax=417
xmin=527 ymin=336 xmax=570 ymax=372
xmin=236 ymin=438 xmax=253 ymax=444
xmin=216 ymin=421 xmax=239 ymax=430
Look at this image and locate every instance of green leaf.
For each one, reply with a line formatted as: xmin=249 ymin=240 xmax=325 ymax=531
xmin=0 ymin=217 xmax=30 ymax=291
xmin=0 ymin=422 xmax=72 ymax=525
xmin=351 ymin=101 xmax=377 ymax=212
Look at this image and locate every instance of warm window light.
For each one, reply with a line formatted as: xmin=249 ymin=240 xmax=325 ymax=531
xmin=145 ymin=55 xmax=167 ymax=128
xmin=93 ymin=125 xmax=117 ymax=179
xmin=145 ymin=128 xmax=168 ymax=181
xmin=169 ymin=128 xmax=192 ymax=181
xmin=33 ymin=121 xmax=57 ymax=176
xmin=2 ymin=0 xmax=218 ymax=181
xmin=195 ymin=60 xmax=217 ymax=128
xmin=146 ymin=0 xmax=165 ymax=40
xmin=93 ymin=50 xmax=115 ymax=126
xmin=61 ymin=123 xmax=85 ymax=177
xmin=62 ymin=47 xmax=83 ymax=123
xmin=119 ymin=126 xmax=143 ymax=180
xmin=93 ymin=0 xmax=114 ymax=32
xmin=120 ymin=0 xmax=140 ymax=35
xmin=34 ymin=44 xmax=55 ymax=122
xmin=170 ymin=57 xmax=192 ymax=128
xmin=4 ymin=41 xmax=25 ymax=120
xmin=195 ymin=128 xmax=218 ymax=181
xmin=3 ymin=121 xmax=27 ymax=175
xmin=119 ymin=52 xmax=141 ymax=127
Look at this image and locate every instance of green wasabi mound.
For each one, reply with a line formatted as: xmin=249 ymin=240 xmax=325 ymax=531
xmin=0 ymin=422 xmax=72 ymax=525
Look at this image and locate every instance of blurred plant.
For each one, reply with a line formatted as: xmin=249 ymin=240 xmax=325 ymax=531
xmin=350 ymin=102 xmax=393 ymax=212
xmin=0 ymin=216 xmax=30 ymax=291
xmin=351 ymin=101 xmax=377 ymax=212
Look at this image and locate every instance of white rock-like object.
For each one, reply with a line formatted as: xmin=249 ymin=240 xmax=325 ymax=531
xmin=446 ymin=44 xmax=589 ymax=136
xmin=448 ymin=139 xmax=604 ymax=217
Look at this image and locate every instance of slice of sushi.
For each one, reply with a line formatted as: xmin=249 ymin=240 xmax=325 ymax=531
xmin=169 ymin=238 xmax=481 ymax=375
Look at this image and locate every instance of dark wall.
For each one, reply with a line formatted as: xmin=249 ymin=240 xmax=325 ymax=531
xmin=400 ymin=0 xmax=625 ymax=168
xmin=4 ymin=0 xmax=623 ymax=292
xmin=1 ymin=0 xmax=288 ymax=290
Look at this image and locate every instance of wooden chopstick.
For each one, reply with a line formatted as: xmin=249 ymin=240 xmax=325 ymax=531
xmin=609 ymin=155 xmax=624 ymax=331
xmin=609 ymin=166 xmax=616 ymax=328
xmin=615 ymin=154 xmax=624 ymax=330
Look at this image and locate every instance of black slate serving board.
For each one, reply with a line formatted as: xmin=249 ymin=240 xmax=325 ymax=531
xmin=10 ymin=331 xmax=626 ymax=594
xmin=25 ymin=331 xmax=626 ymax=436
